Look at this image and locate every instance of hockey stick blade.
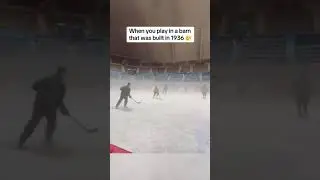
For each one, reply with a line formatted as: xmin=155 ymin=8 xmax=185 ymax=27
xmin=131 ymin=98 xmax=142 ymax=104
xmin=86 ymin=127 xmax=98 ymax=133
xmin=69 ymin=116 xmax=98 ymax=134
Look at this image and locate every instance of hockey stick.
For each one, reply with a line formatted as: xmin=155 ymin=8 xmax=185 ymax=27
xmin=130 ymin=97 xmax=142 ymax=104
xmin=68 ymin=116 xmax=98 ymax=133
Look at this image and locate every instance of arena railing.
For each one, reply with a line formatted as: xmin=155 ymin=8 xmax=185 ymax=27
xmin=110 ymin=70 xmax=210 ymax=82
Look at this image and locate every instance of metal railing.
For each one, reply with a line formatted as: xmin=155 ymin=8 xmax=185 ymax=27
xmin=110 ymin=70 xmax=210 ymax=82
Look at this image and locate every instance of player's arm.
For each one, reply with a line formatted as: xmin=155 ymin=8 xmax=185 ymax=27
xmin=32 ymin=77 xmax=49 ymax=92
xmin=60 ymin=102 xmax=70 ymax=116
xmin=59 ymin=85 xmax=70 ymax=116
xmin=128 ymin=89 xmax=132 ymax=98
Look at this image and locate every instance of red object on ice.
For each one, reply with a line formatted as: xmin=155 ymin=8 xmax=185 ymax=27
xmin=110 ymin=144 xmax=132 ymax=153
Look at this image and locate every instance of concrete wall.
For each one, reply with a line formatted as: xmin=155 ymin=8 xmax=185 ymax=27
xmin=110 ymin=0 xmax=210 ymax=62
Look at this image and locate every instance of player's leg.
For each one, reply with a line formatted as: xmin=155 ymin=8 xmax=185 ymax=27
xmin=18 ymin=109 xmax=43 ymax=148
xmin=302 ymin=99 xmax=309 ymax=117
xmin=115 ymin=96 xmax=124 ymax=108
xmin=124 ymin=97 xmax=129 ymax=108
xmin=44 ymin=112 xmax=57 ymax=145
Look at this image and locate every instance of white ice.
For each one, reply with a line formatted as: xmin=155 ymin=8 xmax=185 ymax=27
xmin=110 ymin=84 xmax=210 ymax=153
xmin=111 ymin=154 xmax=210 ymax=180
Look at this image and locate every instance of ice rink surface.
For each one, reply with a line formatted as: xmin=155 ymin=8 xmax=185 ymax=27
xmin=212 ymin=94 xmax=320 ymax=180
xmin=111 ymin=153 xmax=210 ymax=180
xmin=110 ymin=88 xmax=210 ymax=153
xmin=0 ymin=44 xmax=110 ymax=179
xmin=0 ymin=87 xmax=108 ymax=179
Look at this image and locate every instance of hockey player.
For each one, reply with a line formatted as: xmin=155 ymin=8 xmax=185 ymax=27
xmin=292 ymin=68 xmax=311 ymax=118
xmin=163 ymin=84 xmax=168 ymax=95
xmin=115 ymin=83 xmax=132 ymax=108
xmin=201 ymin=84 xmax=209 ymax=99
xmin=153 ymin=85 xmax=160 ymax=99
xmin=18 ymin=67 xmax=70 ymax=149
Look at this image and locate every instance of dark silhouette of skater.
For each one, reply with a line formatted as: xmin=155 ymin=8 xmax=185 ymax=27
xmin=153 ymin=86 xmax=160 ymax=99
xmin=115 ymin=83 xmax=132 ymax=108
xmin=163 ymin=84 xmax=168 ymax=94
xmin=201 ymin=84 xmax=209 ymax=99
xmin=292 ymin=68 xmax=311 ymax=118
xmin=18 ymin=67 xmax=70 ymax=149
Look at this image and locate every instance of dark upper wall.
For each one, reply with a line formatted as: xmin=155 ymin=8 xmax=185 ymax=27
xmin=0 ymin=1 xmax=108 ymax=38
xmin=5 ymin=0 xmax=107 ymax=14
xmin=212 ymin=0 xmax=317 ymax=35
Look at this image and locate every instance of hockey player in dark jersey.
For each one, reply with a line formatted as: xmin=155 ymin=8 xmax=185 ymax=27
xmin=292 ymin=68 xmax=311 ymax=118
xmin=153 ymin=85 xmax=160 ymax=99
xmin=115 ymin=83 xmax=132 ymax=108
xmin=201 ymin=84 xmax=209 ymax=99
xmin=18 ymin=67 xmax=70 ymax=149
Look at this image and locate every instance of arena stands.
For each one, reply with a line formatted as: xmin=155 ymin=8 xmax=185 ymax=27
xmin=212 ymin=0 xmax=320 ymax=64
xmin=212 ymin=34 xmax=320 ymax=64
xmin=110 ymin=54 xmax=210 ymax=82
xmin=0 ymin=6 xmax=108 ymax=88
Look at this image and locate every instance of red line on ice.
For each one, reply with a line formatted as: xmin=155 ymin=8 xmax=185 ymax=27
xmin=110 ymin=144 xmax=132 ymax=153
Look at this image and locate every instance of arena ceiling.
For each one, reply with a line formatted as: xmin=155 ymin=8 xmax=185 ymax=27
xmin=4 ymin=0 xmax=109 ymax=14
xmin=213 ymin=0 xmax=317 ymax=11
xmin=110 ymin=0 xmax=210 ymax=63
